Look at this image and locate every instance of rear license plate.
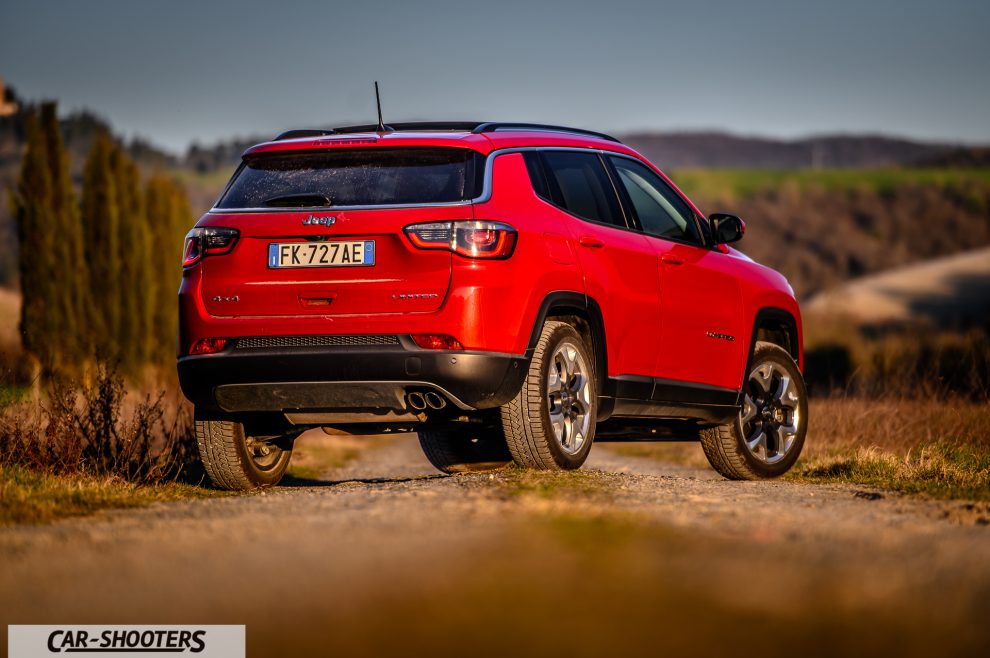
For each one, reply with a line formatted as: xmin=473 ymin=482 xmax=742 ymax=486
xmin=268 ymin=240 xmax=375 ymax=268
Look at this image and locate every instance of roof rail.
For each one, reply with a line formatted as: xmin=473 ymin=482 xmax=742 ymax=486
xmin=275 ymin=122 xmax=621 ymax=143
xmin=472 ymin=122 xmax=620 ymax=143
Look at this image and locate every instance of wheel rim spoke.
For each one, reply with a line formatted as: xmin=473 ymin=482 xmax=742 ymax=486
xmin=774 ymin=423 xmax=795 ymax=457
xmin=747 ymin=428 xmax=768 ymax=461
xmin=741 ymin=396 xmax=758 ymax=425
xmin=776 ymin=375 xmax=798 ymax=410
xmin=753 ymin=365 xmax=773 ymax=394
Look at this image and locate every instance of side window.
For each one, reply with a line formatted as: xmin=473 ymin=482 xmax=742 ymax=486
xmin=608 ymin=156 xmax=700 ymax=244
xmin=522 ymin=152 xmax=551 ymax=201
xmin=541 ymin=151 xmax=625 ymax=227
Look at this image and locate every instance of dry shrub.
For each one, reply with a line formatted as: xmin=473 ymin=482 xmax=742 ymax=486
xmin=0 ymin=363 xmax=202 ymax=484
xmin=804 ymin=325 xmax=990 ymax=400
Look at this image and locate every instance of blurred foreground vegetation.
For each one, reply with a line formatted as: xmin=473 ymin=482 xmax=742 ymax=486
xmin=0 ymin=364 xmax=214 ymax=524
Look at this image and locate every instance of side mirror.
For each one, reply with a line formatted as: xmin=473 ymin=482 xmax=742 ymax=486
xmin=709 ymin=213 xmax=746 ymax=245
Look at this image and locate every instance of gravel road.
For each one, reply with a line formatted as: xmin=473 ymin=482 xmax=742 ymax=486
xmin=2 ymin=435 xmax=988 ymax=657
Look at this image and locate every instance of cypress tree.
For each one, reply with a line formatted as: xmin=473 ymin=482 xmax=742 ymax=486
xmin=112 ymin=146 xmax=152 ymax=371
xmin=80 ymin=131 xmax=121 ymax=360
xmin=11 ymin=109 xmax=58 ymax=368
xmin=145 ymin=174 xmax=191 ymax=364
xmin=40 ymin=102 xmax=88 ymax=367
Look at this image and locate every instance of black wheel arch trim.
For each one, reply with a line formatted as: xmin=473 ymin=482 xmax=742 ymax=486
xmin=525 ymin=291 xmax=608 ymax=391
xmin=741 ymin=307 xmax=801 ymax=401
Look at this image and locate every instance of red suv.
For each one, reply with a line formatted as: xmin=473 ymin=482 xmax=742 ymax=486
xmin=178 ymin=122 xmax=807 ymax=490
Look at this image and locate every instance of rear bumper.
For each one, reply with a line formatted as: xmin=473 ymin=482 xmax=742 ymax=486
xmin=177 ymin=342 xmax=528 ymax=417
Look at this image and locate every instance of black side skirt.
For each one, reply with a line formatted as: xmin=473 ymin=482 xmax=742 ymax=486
xmin=598 ymin=375 xmax=740 ymax=425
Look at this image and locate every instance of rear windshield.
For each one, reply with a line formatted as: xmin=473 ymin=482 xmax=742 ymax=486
xmin=216 ymin=148 xmax=485 ymax=209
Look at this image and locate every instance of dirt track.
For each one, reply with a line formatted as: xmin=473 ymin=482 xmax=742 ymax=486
xmin=2 ymin=435 xmax=989 ymax=657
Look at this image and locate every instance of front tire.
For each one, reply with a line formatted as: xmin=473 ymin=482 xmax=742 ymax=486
xmin=195 ymin=413 xmax=292 ymax=490
xmin=700 ymin=341 xmax=808 ymax=480
xmin=501 ymin=321 xmax=597 ymax=470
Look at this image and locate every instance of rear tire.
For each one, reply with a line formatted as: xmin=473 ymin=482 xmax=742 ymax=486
xmin=417 ymin=427 xmax=512 ymax=474
xmin=195 ymin=412 xmax=292 ymax=490
xmin=501 ymin=321 xmax=597 ymax=470
xmin=700 ymin=341 xmax=808 ymax=480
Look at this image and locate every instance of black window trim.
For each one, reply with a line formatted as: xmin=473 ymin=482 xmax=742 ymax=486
xmin=603 ymin=153 xmax=711 ymax=249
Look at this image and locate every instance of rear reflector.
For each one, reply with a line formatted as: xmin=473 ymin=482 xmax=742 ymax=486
xmin=411 ymin=334 xmax=464 ymax=350
xmin=190 ymin=338 xmax=229 ymax=355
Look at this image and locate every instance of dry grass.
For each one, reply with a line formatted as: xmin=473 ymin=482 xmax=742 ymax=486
xmin=0 ymin=365 xmax=222 ymax=523
xmin=0 ymin=463 xmax=222 ymax=525
xmin=610 ymin=398 xmax=990 ymax=500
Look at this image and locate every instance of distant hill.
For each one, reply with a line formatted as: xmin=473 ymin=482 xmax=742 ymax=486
xmin=805 ymin=246 xmax=990 ymax=330
xmin=621 ymin=131 xmax=965 ymax=170
xmin=176 ymin=129 xmax=975 ymax=173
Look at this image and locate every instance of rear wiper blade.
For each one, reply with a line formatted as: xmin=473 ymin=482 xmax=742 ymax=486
xmin=262 ymin=193 xmax=332 ymax=208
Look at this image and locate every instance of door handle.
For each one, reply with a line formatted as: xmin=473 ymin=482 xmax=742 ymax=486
xmin=578 ymin=236 xmax=605 ymax=249
xmin=661 ymin=254 xmax=684 ymax=266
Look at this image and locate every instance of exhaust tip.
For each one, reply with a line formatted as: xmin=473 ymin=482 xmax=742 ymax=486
xmin=424 ymin=391 xmax=447 ymax=410
xmin=407 ymin=392 xmax=427 ymax=411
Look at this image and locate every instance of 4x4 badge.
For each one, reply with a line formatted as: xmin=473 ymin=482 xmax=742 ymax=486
xmin=302 ymin=215 xmax=336 ymax=226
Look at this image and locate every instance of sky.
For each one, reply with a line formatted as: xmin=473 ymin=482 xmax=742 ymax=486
xmin=1 ymin=0 xmax=988 ymax=154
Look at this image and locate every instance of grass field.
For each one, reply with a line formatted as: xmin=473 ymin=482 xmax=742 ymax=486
xmin=614 ymin=397 xmax=990 ymax=501
xmin=670 ymin=167 xmax=990 ymax=203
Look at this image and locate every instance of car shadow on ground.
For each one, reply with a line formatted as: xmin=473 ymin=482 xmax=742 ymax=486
xmin=278 ymin=473 xmax=448 ymax=488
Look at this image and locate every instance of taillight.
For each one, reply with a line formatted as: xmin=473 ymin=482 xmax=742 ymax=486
xmin=182 ymin=227 xmax=240 ymax=267
xmin=189 ymin=338 xmax=229 ymax=355
xmin=404 ymin=221 xmax=517 ymax=259
xmin=411 ymin=334 xmax=464 ymax=350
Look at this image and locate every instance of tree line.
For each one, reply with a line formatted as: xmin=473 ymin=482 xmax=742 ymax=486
xmin=10 ymin=102 xmax=192 ymax=377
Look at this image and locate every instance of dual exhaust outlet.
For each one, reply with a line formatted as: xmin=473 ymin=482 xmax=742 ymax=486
xmin=407 ymin=390 xmax=447 ymax=411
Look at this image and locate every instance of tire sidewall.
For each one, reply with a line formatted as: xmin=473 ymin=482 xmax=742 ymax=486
xmin=538 ymin=325 xmax=597 ymax=469
xmin=735 ymin=343 xmax=808 ymax=478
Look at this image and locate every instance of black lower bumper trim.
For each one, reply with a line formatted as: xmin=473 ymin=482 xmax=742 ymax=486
xmin=178 ymin=347 xmax=528 ymax=415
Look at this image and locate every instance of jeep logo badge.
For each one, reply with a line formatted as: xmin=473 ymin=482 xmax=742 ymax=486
xmin=302 ymin=215 xmax=336 ymax=226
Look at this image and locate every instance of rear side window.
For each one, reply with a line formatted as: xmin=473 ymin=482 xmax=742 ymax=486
xmin=522 ymin=152 xmax=550 ymax=200
xmin=540 ymin=151 xmax=624 ymax=227
xmin=608 ymin=156 xmax=700 ymax=244
xmin=217 ymin=148 xmax=485 ymax=209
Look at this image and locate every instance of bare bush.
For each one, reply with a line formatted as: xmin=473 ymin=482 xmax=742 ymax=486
xmin=0 ymin=363 xmax=201 ymax=484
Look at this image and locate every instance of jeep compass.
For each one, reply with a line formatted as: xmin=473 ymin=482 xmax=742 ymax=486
xmin=178 ymin=122 xmax=808 ymax=489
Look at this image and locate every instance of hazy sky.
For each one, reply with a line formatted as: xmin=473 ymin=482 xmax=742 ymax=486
xmin=2 ymin=0 xmax=988 ymax=153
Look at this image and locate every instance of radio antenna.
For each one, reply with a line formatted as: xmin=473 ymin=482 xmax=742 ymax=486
xmin=375 ymin=81 xmax=386 ymax=132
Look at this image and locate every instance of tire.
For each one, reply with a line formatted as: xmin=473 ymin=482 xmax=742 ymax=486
xmin=501 ymin=321 xmax=597 ymax=470
xmin=701 ymin=341 xmax=808 ymax=480
xmin=195 ymin=412 xmax=292 ymax=490
xmin=417 ymin=427 xmax=512 ymax=474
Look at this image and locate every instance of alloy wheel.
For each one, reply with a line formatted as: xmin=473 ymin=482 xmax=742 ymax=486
xmin=740 ymin=361 xmax=802 ymax=464
xmin=546 ymin=341 xmax=593 ymax=455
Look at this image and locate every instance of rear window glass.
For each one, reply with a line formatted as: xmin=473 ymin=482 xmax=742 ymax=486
xmin=217 ymin=148 xmax=485 ymax=209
